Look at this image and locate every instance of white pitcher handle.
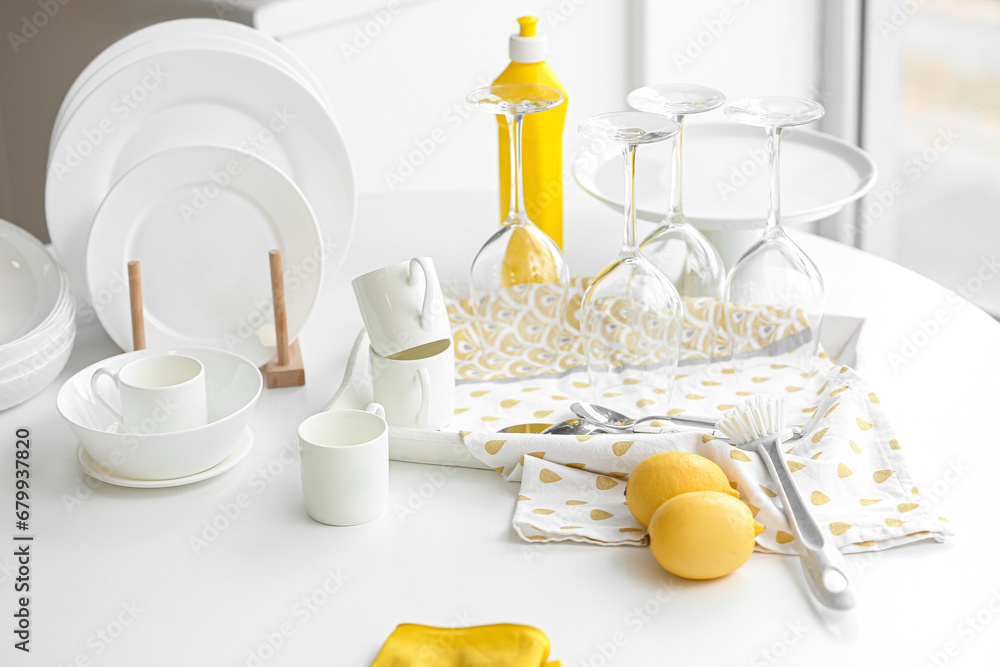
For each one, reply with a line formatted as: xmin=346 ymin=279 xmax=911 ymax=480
xmin=91 ymin=367 xmax=124 ymax=423
xmin=408 ymin=257 xmax=438 ymax=330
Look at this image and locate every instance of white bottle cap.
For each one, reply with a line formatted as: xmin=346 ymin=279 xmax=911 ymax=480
xmin=510 ymin=16 xmax=547 ymax=63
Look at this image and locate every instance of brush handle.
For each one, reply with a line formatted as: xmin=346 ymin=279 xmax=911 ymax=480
xmin=756 ymin=437 xmax=857 ymax=611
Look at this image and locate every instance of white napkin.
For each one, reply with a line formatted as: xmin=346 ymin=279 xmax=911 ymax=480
xmin=463 ymin=363 xmax=954 ymax=554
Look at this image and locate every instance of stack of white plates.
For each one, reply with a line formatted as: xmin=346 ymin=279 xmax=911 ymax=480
xmin=1 ymin=218 xmax=76 ymax=411
xmin=45 ymin=19 xmax=354 ymax=366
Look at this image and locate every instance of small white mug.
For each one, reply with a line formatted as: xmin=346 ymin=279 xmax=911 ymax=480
xmin=298 ymin=403 xmax=388 ymax=526
xmin=90 ymin=354 xmax=208 ymax=434
xmin=370 ymin=339 xmax=454 ymax=430
xmin=351 ymin=257 xmax=451 ymax=358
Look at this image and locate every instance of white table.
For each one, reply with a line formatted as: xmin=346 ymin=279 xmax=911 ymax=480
xmin=3 ymin=191 xmax=998 ymax=666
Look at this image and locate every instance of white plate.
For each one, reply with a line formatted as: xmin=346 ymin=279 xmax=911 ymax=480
xmin=76 ymin=426 xmax=254 ymax=488
xmin=51 ymin=18 xmax=330 ymax=151
xmin=51 ymin=38 xmax=319 ymax=161
xmin=46 ymin=47 xmax=355 ymax=299
xmin=86 ymin=146 xmax=321 ymax=364
xmin=0 ymin=219 xmax=65 ymax=347
xmin=573 ymin=123 xmax=877 ymax=229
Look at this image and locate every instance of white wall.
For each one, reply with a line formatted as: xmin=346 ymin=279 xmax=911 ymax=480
xmin=264 ymin=0 xmax=824 ymax=198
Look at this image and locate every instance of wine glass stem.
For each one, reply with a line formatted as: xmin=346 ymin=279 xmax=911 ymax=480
xmin=622 ymin=143 xmax=639 ymax=255
xmin=667 ymin=115 xmax=684 ymax=220
xmin=505 ymin=111 xmax=527 ymax=224
xmin=765 ymin=125 xmax=782 ymax=236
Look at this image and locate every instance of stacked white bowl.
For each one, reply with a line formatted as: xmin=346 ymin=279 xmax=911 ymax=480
xmin=0 ymin=218 xmax=76 ymax=411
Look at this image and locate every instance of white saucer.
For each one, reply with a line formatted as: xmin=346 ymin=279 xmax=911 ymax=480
xmin=76 ymin=426 xmax=254 ymax=488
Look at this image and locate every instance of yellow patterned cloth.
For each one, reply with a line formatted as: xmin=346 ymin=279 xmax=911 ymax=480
xmin=448 ymin=282 xmax=953 ymax=554
xmin=448 ymin=278 xmax=812 ymax=383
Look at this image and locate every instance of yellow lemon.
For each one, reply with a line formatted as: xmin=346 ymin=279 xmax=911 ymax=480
xmin=648 ymin=491 xmax=764 ymax=580
xmin=625 ymin=451 xmax=740 ymax=527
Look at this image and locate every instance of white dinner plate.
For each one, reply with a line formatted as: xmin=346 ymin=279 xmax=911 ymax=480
xmin=573 ymin=123 xmax=877 ymax=229
xmin=50 ymin=17 xmax=330 ymax=151
xmin=76 ymin=426 xmax=254 ymax=488
xmin=47 ymin=47 xmax=354 ymax=298
xmin=86 ymin=146 xmax=322 ymax=365
xmin=51 ymin=37 xmax=320 ymax=161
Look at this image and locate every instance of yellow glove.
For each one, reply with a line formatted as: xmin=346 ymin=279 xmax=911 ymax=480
xmin=370 ymin=623 xmax=561 ymax=667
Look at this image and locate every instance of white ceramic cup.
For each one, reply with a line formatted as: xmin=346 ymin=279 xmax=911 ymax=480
xmin=370 ymin=338 xmax=454 ymax=430
xmin=90 ymin=354 xmax=208 ymax=434
xmin=298 ymin=403 xmax=388 ymax=526
xmin=351 ymin=257 xmax=450 ymax=358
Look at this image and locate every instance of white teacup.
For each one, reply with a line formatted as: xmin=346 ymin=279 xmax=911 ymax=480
xmin=370 ymin=339 xmax=454 ymax=430
xmin=351 ymin=257 xmax=450 ymax=358
xmin=90 ymin=354 xmax=208 ymax=434
xmin=298 ymin=403 xmax=388 ymax=526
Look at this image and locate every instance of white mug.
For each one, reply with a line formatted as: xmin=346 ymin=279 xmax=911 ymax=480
xmin=351 ymin=257 xmax=451 ymax=358
xmin=370 ymin=338 xmax=454 ymax=430
xmin=90 ymin=354 xmax=208 ymax=434
xmin=298 ymin=403 xmax=388 ymax=526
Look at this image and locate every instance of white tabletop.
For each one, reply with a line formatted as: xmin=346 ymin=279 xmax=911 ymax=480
xmin=3 ymin=191 xmax=998 ymax=666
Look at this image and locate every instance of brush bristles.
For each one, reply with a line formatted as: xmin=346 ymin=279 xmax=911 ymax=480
xmin=715 ymin=394 xmax=787 ymax=444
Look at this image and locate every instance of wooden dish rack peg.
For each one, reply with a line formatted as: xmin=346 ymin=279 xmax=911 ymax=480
xmin=263 ymin=249 xmax=305 ymax=388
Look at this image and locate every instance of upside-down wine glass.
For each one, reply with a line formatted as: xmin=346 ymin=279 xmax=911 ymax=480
xmin=577 ymin=111 xmax=683 ymax=415
xmin=466 ymin=85 xmax=569 ymax=362
xmin=626 ymin=83 xmax=726 ymax=299
xmin=723 ymin=97 xmax=826 ymax=379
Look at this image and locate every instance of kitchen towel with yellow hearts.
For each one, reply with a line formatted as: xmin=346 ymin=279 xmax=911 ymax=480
xmin=462 ymin=362 xmax=954 ymax=554
xmin=446 ymin=282 xmax=952 ymax=553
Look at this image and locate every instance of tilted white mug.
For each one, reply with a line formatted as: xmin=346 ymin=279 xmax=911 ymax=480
xmin=369 ymin=338 xmax=454 ymax=430
xmin=298 ymin=403 xmax=388 ymax=526
xmin=90 ymin=354 xmax=208 ymax=434
xmin=351 ymin=257 xmax=450 ymax=358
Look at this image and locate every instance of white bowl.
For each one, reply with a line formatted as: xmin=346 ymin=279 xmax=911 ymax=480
xmin=0 ymin=318 xmax=75 ymax=411
xmin=0 ymin=218 xmax=66 ymax=350
xmin=0 ymin=297 xmax=75 ymax=382
xmin=57 ymin=347 xmax=262 ymax=480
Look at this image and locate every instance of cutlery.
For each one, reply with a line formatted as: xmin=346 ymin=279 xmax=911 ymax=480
xmin=572 ymin=401 xmax=803 ymax=438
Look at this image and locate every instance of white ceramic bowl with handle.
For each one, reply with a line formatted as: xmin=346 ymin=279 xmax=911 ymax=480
xmin=57 ymin=347 xmax=262 ymax=480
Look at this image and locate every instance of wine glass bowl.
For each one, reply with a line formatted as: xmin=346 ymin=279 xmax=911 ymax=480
xmin=578 ymin=111 xmax=683 ymax=413
xmin=723 ymin=96 xmax=826 ymax=377
xmin=724 ymin=97 xmax=824 ymax=128
xmin=626 ymin=84 xmax=726 ymax=302
xmin=466 ymin=84 xmax=568 ymax=359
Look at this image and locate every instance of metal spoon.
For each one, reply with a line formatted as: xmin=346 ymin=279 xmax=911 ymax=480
xmin=498 ymin=419 xmax=609 ymax=436
xmin=571 ymin=402 xmax=802 ymax=438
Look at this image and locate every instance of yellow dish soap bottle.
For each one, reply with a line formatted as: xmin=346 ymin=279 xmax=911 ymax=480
xmin=493 ymin=16 xmax=567 ymax=249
